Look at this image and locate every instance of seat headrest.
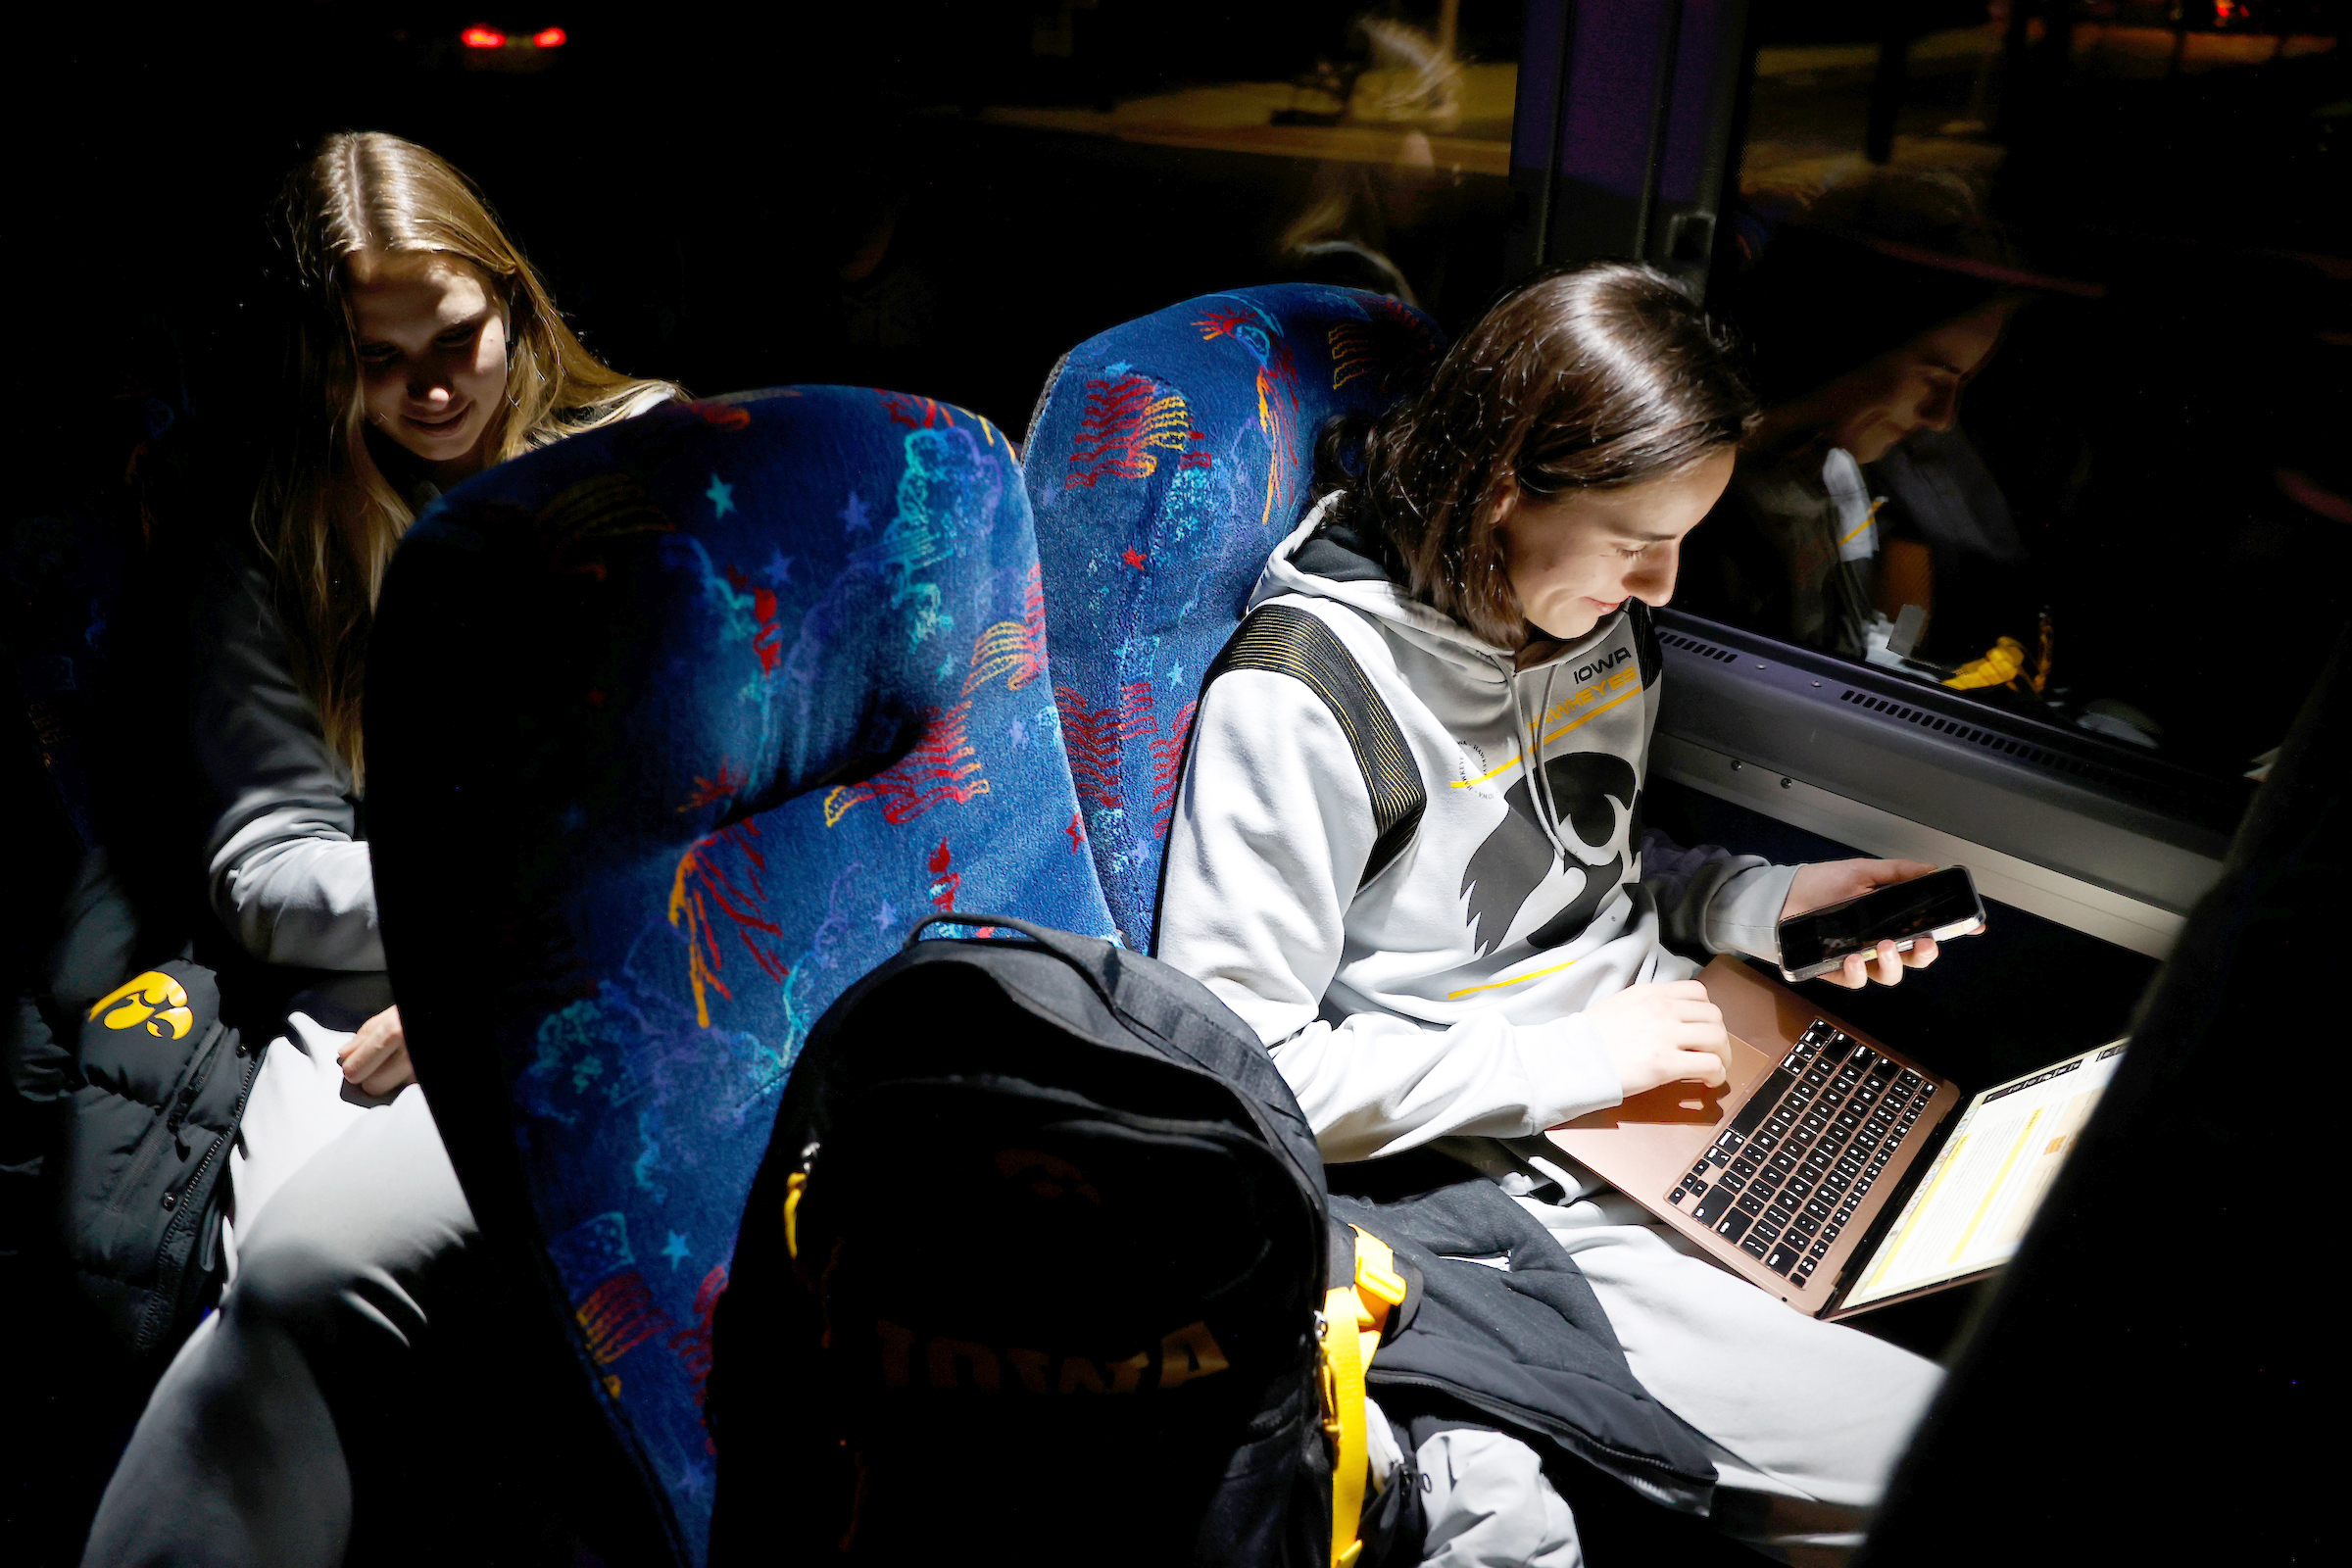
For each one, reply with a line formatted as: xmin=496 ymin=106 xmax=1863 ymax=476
xmin=368 ymin=386 xmax=1114 ymax=1561
xmin=1024 ymin=284 xmax=1443 ymax=951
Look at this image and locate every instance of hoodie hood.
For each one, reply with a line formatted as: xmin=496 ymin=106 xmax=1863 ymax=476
xmin=1255 ymin=494 xmax=1636 ymax=682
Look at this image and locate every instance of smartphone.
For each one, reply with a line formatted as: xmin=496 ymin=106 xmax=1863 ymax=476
xmin=1777 ymin=866 xmax=1984 ymax=983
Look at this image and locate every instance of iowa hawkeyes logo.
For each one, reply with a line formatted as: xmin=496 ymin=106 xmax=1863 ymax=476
xmin=89 ymin=971 xmax=193 ymax=1040
xmin=1459 ymin=754 xmax=1641 ymax=956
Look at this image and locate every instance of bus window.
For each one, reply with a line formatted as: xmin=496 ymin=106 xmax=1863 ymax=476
xmin=799 ymin=3 xmax=1528 ymax=422
xmin=1676 ymin=1 xmax=2349 ymax=790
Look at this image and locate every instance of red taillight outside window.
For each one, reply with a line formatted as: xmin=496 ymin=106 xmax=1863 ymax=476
xmin=461 ymin=26 xmax=506 ymax=49
xmin=533 ymin=26 xmax=566 ymax=47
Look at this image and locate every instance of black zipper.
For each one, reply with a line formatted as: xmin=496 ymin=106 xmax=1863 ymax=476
xmin=94 ymin=1020 xmax=223 ymax=1239
xmin=138 ymin=1128 xmax=224 ymax=1350
xmin=136 ymin=1032 xmax=261 ymax=1354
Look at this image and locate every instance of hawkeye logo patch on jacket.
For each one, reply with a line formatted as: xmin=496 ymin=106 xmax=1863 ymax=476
xmin=89 ymin=971 xmax=194 ymax=1040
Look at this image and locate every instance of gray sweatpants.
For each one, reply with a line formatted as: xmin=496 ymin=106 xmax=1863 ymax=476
xmin=81 ymin=1082 xmax=476 ymax=1568
xmin=1401 ymin=1186 xmax=1943 ymax=1567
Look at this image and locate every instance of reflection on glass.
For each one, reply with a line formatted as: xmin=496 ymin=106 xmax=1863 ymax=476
xmin=967 ymin=5 xmax=1518 ymax=324
xmin=741 ymin=8 xmax=1522 ymax=440
xmin=1700 ymin=215 xmax=2033 ymax=672
xmin=1690 ymin=2 xmax=2347 ymax=783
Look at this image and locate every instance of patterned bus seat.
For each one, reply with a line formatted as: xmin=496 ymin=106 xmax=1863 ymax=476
xmin=1023 ymin=285 xmax=1443 ymax=952
xmin=366 ymin=386 xmax=1115 ymax=1564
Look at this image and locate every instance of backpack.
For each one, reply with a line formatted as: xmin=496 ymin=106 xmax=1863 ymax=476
xmin=707 ymin=914 xmax=1422 ymax=1568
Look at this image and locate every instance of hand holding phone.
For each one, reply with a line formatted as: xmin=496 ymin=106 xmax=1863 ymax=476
xmin=1777 ymin=864 xmax=1985 ymax=985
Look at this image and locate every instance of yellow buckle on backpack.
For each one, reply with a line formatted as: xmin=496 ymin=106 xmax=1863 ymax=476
xmin=783 ymin=1172 xmax=808 ymax=1260
xmin=1355 ymin=1239 xmax=1407 ymax=1310
xmin=1325 ymin=1227 xmax=1407 ymax=1568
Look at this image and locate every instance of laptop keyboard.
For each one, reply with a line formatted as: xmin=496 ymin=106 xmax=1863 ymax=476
xmin=1666 ymin=1021 xmax=1931 ymax=1289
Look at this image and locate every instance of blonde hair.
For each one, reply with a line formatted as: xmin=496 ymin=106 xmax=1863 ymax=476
xmin=255 ymin=130 xmax=679 ymax=780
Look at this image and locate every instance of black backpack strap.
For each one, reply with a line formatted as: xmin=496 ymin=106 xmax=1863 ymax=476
xmin=1200 ymin=603 xmax=1425 ymax=889
xmin=1627 ymin=597 xmax=1662 ymax=689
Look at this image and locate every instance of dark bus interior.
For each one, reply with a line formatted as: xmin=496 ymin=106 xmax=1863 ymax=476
xmin=10 ymin=2 xmax=2341 ymax=1563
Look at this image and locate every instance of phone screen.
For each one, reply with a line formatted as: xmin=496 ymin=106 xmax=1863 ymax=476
xmin=1778 ymin=867 xmax=1981 ymax=974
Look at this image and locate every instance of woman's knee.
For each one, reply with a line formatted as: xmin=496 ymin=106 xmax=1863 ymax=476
xmin=224 ymin=1165 xmax=459 ymax=1354
xmin=222 ymin=1230 xmax=381 ymax=1347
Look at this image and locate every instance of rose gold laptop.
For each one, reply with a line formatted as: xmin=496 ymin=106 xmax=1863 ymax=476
xmin=1550 ymin=957 xmax=2126 ymax=1319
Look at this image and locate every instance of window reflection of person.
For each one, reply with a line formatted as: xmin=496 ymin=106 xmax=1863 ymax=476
xmin=1696 ymin=229 xmax=2027 ymax=660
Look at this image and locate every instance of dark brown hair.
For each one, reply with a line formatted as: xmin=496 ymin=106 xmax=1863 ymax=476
xmin=1316 ymin=263 xmax=1755 ymax=648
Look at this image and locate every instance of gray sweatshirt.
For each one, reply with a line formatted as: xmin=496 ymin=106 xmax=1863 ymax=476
xmin=189 ymin=548 xmax=384 ymax=971
xmin=1157 ymin=499 xmax=1796 ymax=1166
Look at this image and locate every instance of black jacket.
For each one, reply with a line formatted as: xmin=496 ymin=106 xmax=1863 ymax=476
xmin=1337 ymin=1173 xmax=1718 ymax=1515
xmin=11 ymin=845 xmax=273 ymax=1363
xmin=60 ymin=955 xmax=258 ymax=1354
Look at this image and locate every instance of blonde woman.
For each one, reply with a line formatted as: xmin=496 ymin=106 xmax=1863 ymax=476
xmin=84 ymin=132 xmax=676 ymax=1568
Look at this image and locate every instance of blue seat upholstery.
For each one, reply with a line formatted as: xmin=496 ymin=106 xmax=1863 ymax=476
xmin=1024 ymin=285 xmax=1443 ymax=952
xmin=366 ymin=387 xmax=1116 ymax=1564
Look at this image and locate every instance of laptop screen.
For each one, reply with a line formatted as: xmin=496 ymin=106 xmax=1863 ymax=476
xmin=1839 ymin=1041 xmax=2128 ymax=1311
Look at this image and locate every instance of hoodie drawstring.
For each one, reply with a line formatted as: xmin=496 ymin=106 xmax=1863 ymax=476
xmin=1510 ymin=663 xmax=1568 ymax=861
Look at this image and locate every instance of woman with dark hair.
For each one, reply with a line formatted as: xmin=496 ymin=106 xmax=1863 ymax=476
xmin=1158 ymin=264 xmax=1970 ymax=1562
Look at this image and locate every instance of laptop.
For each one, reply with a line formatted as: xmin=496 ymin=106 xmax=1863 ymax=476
xmin=1549 ymin=956 xmax=2127 ymax=1319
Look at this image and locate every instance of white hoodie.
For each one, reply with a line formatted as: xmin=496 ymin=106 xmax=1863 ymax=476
xmin=1158 ymin=498 xmax=1796 ymax=1167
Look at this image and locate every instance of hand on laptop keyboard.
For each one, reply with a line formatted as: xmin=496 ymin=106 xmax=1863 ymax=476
xmin=1668 ymin=1019 xmax=1935 ymax=1284
xmin=1589 ymin=980 xmax=1734 ymax=1097
xmin=1782 ymin=858 xmax=1986 ymax=989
